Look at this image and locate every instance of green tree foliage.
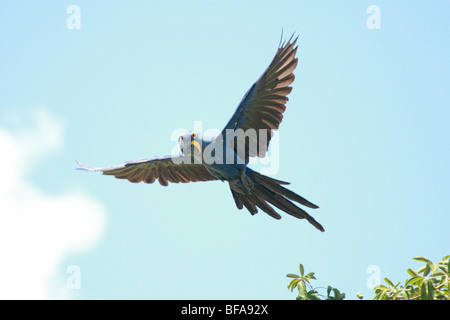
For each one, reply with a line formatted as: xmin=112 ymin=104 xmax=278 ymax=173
xmin=374 ymin=255 xmax=450 ymax=300
xmin=286 ymin=264 xmax=345 ymax=300
xmin=287 ymin=255 xmax=449 ymax=300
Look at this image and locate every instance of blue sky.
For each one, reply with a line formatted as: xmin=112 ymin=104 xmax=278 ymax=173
xmin=0 ymin=1 xmax=448 ymax=299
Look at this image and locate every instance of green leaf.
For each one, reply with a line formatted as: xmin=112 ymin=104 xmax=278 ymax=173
xmin=330 ymin=288 xmax=345 ymax=300
xmin=337 ymin=292 xmax=346 ymax=300
xmin=421 ymin=279 xmax=432 ymax=300
xmin=413 ymin=256 xmax=432 ymax=264
xmin=420 ymin=282 xmax=427 ymax=300
xmin=299 ymin=264 xmax=304 ymax=277
xmin=288 ymin=279 xmax=300 ymax=292
xmin=405 ymin=276 xmax=422 ymax=287
xmin=448 ymin=259 xmax=450 ymax=275
xmin=302 ymin=276 xmax=311 ymax=284
xmin=427 ymin=279 xmax=435 ymax=300
xmin=392 ymin=289 xmax=404 ymax=300
xmin=384 ymin=277 xmax=395 ymax=287
xmin=286 ymin=273 xmax=300 ymax=279
xmin=306 ymin=272 xmax=316 ymax=280
xmin=298 ymin=281 xmax=307 ymax=300
xmin=374 ymin=284 xmax=388 ymax=291
xmin=416 ymin=276 xmax=425 ymax=288
xmin=423 ymin=263 xmax=431 ymax=277
xmin=307 ymin=290 xmax=320 ymax=300
xmin=430 ymin=270 xmax=446 ymax=278
xmin=407 ymin=268 xmax=420 ymax=277
xmin=402 ymin=289 xmax=410 ymax=300
xmin=430 ymin=262 xmax=439 ymax=274
xmin=438 ymin=265 xmax=448 ymax=274
xmin=378 ymin=288 xmax=389 ymax=300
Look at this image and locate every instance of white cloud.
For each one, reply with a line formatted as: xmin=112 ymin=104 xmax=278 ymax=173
xmin=0 ymin=108 xmax=105 ymax=299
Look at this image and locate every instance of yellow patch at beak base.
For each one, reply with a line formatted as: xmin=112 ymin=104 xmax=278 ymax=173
xmin=191 ymin=140 xmax=201 ymax=154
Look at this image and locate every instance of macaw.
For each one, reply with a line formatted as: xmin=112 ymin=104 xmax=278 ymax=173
xmin=77 ymin=34 xmax=324 ymax=232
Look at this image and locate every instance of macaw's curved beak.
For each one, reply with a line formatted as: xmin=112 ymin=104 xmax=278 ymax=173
xmin=191 ymin=140 xmax=201 ymax=154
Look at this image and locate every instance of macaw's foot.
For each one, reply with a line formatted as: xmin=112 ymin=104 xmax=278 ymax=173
xmin=229 ymin=169 xmax=254 ymax=196
xmin=241 ymin=169 xmax=254 ymax=194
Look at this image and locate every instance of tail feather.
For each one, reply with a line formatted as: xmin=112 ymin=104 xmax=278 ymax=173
xmin=231 ymin=187 xmax=282 ymax=220
xmin=252 ymin=171 xmax=319 ymax=209
xmin=229 ymin=170 xmax=324 ymax=232
xmin=230 ymin=189 xmax=244 ymax=210
xmin=251 ymin=189 xmax=282 ymax=220
xmin=240 ymin=193 xmax=258 ymax=214
xmin=267 ymin=192 xmax=324 ymax=232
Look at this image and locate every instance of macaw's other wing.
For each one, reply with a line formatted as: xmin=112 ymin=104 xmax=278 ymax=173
xmin=219 ymin=34 xmax=299 ymax=162
xmin=76 ymin=155 xmax=218 ymax=186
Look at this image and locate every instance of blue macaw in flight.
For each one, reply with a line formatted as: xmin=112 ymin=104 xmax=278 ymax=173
xmin=77 ymin=34 xmax=324 ymax=232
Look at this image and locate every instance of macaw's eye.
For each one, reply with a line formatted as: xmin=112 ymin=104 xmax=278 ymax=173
xmin=178 ymin=136 xmax=183 ymax=142
xmin=191 ymin=132 xmax=197 ymax=139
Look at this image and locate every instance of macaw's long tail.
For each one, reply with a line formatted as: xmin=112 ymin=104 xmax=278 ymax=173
xmin=229 ymin=169 xmax=325 ymax=232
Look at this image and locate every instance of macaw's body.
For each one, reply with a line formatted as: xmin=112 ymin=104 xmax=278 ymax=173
xmin=77 ymin=35 xmax=325 ymax=232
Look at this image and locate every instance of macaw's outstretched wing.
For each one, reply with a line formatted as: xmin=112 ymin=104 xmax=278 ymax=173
xmin=218 ymin=34 xmax=299 ymax=163
xmin=76 ymin=155 xmax=218 ymax=186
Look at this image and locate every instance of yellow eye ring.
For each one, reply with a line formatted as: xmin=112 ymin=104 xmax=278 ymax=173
xmin=191 ymin=132 xmax=197 ymax=139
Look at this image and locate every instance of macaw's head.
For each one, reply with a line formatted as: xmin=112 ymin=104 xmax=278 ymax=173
xmin=178 ymin=131 xmax=202 ymax=156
